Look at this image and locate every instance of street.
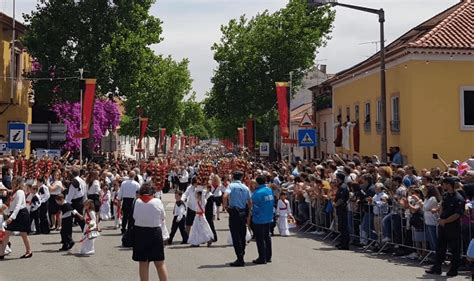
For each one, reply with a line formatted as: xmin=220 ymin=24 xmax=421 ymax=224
xmin=0 ymin=193 xmax=467 ymax=281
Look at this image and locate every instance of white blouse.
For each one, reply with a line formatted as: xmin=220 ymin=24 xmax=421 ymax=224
xmin=49 ymin=180 xmax=63 ymax=195
xmin=8 ymin=189 xmax=27 ymax=220
xmin=87 ymin=180 xmax=101 ymax=195
xmin=133 ymin=198 xmax=166 ymax=228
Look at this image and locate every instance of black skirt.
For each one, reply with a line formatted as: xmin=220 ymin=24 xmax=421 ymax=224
xmin=88 ymin=194 xmax=101 ymax=213
xmin=48 ymin=195 xmax=61 ymax=215
xmin=132 ymin=226 xmax=165 ymax=262
xmin=6 ymin=208 xmax=30 ymax=233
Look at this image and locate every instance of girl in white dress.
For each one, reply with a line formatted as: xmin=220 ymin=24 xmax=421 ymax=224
xmin=78 ymin=200 xmax=98 ymax=255
xmin=277 ymin=192 xmax=294 ymax=236
xmin=99 ymin=185 xmax=111 ymax=220
xmin=111 ymin=180 xmax=121 ymax=229
xmin=188 ymin=188 xmax=214 ymax=246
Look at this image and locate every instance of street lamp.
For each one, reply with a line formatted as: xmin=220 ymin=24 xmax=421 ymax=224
xmin=309 ymin=0 xmax=388 ymax=162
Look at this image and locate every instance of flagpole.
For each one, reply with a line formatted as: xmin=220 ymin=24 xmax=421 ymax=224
xmin=79 ymin=68 xmax=84 ymax=164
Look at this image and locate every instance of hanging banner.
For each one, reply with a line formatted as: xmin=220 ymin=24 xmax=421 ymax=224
xmin=246 ymin=118 xmax=255 ymax=151
xmin=74 ymin=79 xmax=96 ymax=139
xmin=275 ymin=82 xmax=289 ymax=138
xmin=136 ymin=117 xmax=148 ymax=152
xmin=171 ymin=134 xmax=176 ymax=149
xmin=180 ymin=136 xmax=186 ymax=150
xmin=160 ymin=128 xmax=166 ymax=152
xmin=238 ymin=128 xmax=244 ymax=148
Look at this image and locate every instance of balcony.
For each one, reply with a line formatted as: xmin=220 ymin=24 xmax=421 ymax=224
xmin=390 ymin=120 xmax=400 ymax=132
xmin=364 ymin=122 xmax=371 ymax=132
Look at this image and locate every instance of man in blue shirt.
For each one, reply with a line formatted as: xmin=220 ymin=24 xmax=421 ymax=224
xmin=223 ymin=171 xmax=251 ymax=267
xmin=251 ymin=175 xmax=274 ymax=264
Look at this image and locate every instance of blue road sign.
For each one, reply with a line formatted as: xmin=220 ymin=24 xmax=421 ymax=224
xmin=298 ymin=128 xmax=317 ymax=147
xmin=8 ymin=123 xmax=26 ymax=150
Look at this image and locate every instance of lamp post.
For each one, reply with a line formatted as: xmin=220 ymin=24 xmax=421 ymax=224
xmin=309 ymin=0 xmax=387 ymax=162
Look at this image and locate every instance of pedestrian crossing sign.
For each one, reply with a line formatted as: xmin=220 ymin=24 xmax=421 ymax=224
xmin=298 ymin=129 xmax=317 ymax=147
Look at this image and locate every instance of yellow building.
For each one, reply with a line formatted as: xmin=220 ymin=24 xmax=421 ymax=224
xmin=328 ymin=0 xmax=474 ymax=168
xmin=0 ymin=13 xmax=32 ymax=154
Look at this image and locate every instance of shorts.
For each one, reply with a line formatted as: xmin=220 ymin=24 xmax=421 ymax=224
xmin=133 ymin=226 xmax=165 ymax=262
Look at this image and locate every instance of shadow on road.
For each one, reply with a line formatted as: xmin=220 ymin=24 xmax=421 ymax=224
xmin=198 ymin=263 xmax=259 ymax=269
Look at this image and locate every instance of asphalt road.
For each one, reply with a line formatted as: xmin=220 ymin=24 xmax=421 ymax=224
xmin=0 ymin=193 xmax=469 ymax=280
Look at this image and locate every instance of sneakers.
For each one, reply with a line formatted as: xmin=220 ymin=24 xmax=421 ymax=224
xmin=229 ymin=260 xmax=245 ymax=267
xmin=381 ymin=237 xmax=391 ymax=243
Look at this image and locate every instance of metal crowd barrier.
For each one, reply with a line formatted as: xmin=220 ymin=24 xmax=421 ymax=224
xmin=289 ymin=196 xmax=474 ymax=266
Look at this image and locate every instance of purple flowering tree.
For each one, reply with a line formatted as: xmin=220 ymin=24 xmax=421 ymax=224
xmin=51 ymin=99 xmax=120 ymax=152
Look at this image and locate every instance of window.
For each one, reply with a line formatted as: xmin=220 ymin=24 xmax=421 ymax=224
xmin=354 ymin=104 xmax=360 ymax=122
xmin=376 ymin=99 xmax=382 ymax=133
xmin=338 ymin=107 xmax=342 ymax=117
xmin=391 ymin=96 xmax=400 ymax=132
xmin=364 ymin=102 xmax=371 ymax=132
xmin=461 ymin=87 xmax=474 ymax=130
xmin=346 ymin=107 xmax=350 ymax=122
xmin=13 ymin=52 xmax=21 ymax=79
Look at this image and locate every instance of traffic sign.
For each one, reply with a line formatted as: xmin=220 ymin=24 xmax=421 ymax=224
xmin=36 ymin=149 xmax=61 ymax=159
xmin=282 ymin=138 xmax=298 ymax=144
xmin=299 ymin=112 xmax=314 ymax=128
xmin=0 ymin=141 xmax=11 ymax=156
xmin=29 ymin=124 xmax=67 ymax=133
xmin=8 ymin=123 xmax=26 ymax=150
xmin=298 ymin=128 xmax=317 ymax=147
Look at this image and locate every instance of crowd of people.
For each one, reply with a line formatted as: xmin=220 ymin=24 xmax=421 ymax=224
xmin=0 ymin=145 xmax=474 ymax=279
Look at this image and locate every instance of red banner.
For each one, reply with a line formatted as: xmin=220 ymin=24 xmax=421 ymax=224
xmin=171 ymin=134 xmax=176 ymax=149
xmin=181 ymin=136 xmax=186 ymax=149
xmin=75 ymin=79 xmax=96 ymax=139
xmin=160 ymin=128 xmax=166 ymax=152
xmin=276 ymin=82 xmax=289 ymax=138
xmin=136 ymin=118 xmax=148 ymax=152
xmin=238 ymin=128 xmax=244 ymax=148
xmin=246 ymin=118 xmax=254 ymax=151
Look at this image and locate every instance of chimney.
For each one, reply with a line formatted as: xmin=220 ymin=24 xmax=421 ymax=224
xmin=319 ymin=64 xmax=327 ymax=74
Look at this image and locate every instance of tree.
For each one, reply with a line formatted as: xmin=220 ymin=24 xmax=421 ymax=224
xmin=179 ymin=93 xmax=210 ymax=140
xmin=22 ymin=0 xmax=162 ymax=155
xmin=205 ymin=0 xmax=334 ymax=140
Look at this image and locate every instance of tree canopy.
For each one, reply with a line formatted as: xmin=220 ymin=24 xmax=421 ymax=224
xmin=205 ymin=0 xmax=334 ymax=140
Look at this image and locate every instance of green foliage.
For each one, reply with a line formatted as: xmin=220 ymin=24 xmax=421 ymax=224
xmin=22 ymin=0 xmax=162 ymax=106
xmin=179 ymin=93 xmax=214 ymax=140
xmin=205 ymin=0 xmax=334 ymax=139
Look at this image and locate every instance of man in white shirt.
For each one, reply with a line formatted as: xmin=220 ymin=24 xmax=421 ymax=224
xmin=133 ymin=168 xmax=144 ymax=186
xmin=118 ymin=171 xmax=140 ymax=234
xmin=182 ymin=177 xmax=199 ymax=234
xmin=37 ymin=177 xmax=51 ymax=234
xmin=66 ymin=168 xmax=86 ymax=231
xmin=178 ymin=166 xmax=189 ymax=192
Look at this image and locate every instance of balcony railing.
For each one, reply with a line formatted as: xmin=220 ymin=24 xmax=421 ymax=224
xmin=364 ymin=122 xmax=371 ymax=132
xmin=390 ymin=120 xmax=400 ymax=132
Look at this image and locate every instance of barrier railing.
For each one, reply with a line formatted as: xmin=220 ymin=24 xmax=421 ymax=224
xmin=289 ymin=196 xmax=473 ymax=266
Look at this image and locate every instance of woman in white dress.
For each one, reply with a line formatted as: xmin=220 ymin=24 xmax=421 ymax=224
xmin=99 ymin=185 xmax=111 ymax=221
xmin=188 ymin=188 xmax=214 ymax=247
xmin=78 ymin=199 xmax=98 ymax=255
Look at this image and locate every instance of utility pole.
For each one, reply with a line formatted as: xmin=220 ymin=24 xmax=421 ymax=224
xmin=10 ymin=0 xmax=16 ymax=103
xmin=79 ymin=68 xmax=84 ymax=164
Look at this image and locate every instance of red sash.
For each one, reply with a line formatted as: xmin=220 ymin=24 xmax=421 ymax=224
xmin=196 ymin=201 xmax=204 ymax=216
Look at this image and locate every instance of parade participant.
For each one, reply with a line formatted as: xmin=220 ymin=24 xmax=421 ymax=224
xmin=132 ymin=182 xmax=168 ymax=281
xmin=56 ymin=194 xmax=83 ymax=251
xmin=168 ymin=191 xmax=188 ymax=245
xmin=188 ymin=188 xmax=214 ymax=247
xmin=78 ymin=199 xmax=98 ymax=255
xmin=426 ymin=177 xmax=465 ymax=277
xmin=27 ymin=185 xmax=41 ymax=235
xmin=86 ymin=170 xmax=101 ymax=215
xmin=178 ymin=166 xmax=189 ymax=192
xmin=48 ymin=170 xmax=64 ymax=231
xmin=99 ymin=184 xmax=111 ymax=221
xmin=182 ymin=177 xmax=198 ymax=235
xmin=0 ymin=199 xmax=12 ymax=256
xmin=112 ymin=179 xmax=122 ymax=229
xmin=205 ymin=184 xmax=218 ymax=242
xmin=276 ymin=190 xmax=294 ymax=236
xmin=118 ymin=171 xmax=140 ymax=234
xmin=66 ymin=168 xmax=87 ymax=231
xmin=37 ymin=177 xmax=50 ymax=234
xmin=211 ymin=175 xmax=223 ymax=220
xmin=334 ymin=173 xmax=350 ymax=250
xmin=251 ymin=175 xmax=274 ymax=264
xmin=223 ymin=171 xmax=252 ymax=267
xmin=0 ymin=177 xmax=33 ymax=259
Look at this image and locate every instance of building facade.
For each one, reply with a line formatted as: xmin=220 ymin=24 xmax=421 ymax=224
xmin=0 ymin=13 xmax=32 ymax=154
xmin=329 ymin=0 xmax=474 ymax=168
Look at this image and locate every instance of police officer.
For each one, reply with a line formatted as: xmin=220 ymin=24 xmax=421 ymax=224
xmin=251 ymin=175 xmax=274 ymax=264
xmin=426 ymin=177 xmax=464 ymax=277
xmin=223 ymin=171 xmax=251 ymax=267
xmin=334 ymin=173 xmax=350 ymax=250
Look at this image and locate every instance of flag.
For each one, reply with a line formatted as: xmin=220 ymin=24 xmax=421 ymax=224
xmin=246 ymin=118 xmax=255 ymax=151
xmin=276 ymin=82 xmax=289 ymax=138
xmin=181 ymin=135 xmax=186 ymax=150
xmin=171 ymin=134 xmax=176 ymax=149
xmin=160 ymin=128 xmax=166 ymax=152
xmin=238 ymin=127 xmax=244 ymax=148
xmin=74 ymin=79 xmax=96 ymax=139
xmin=136 ymin=117 xmax=148 ymax=152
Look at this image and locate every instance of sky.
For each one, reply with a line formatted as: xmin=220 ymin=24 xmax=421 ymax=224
xmin=1 ymin=0 xmax=460 ymax=100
